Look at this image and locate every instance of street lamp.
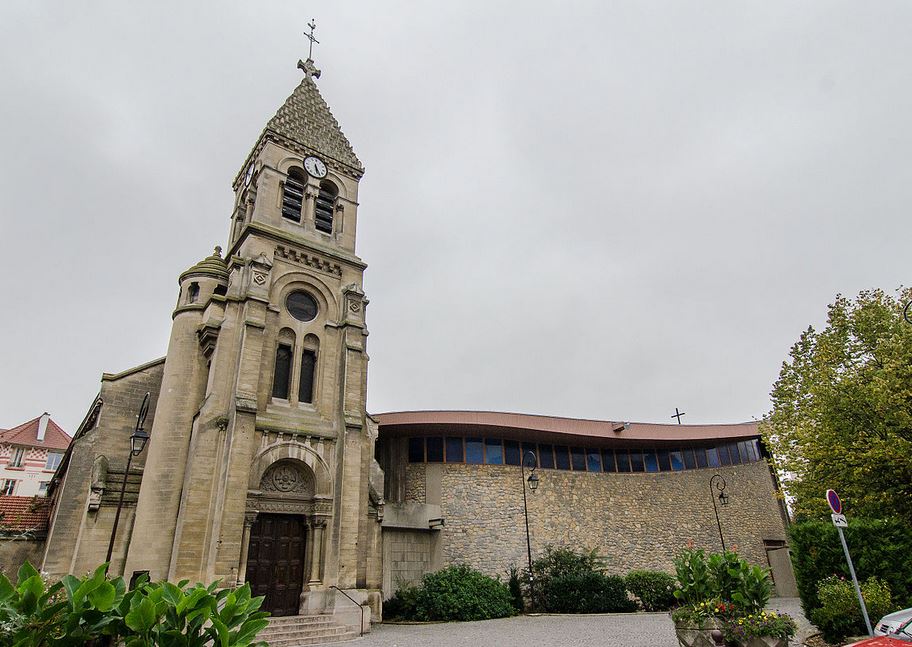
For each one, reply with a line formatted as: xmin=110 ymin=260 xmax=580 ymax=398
xmin=521 ymin=450 xmax=539 ymax=608
xmin=709 ymin=474 xmax=729 ymax=551
xmin=105 ymin=392 xmax=151 ymax=571
xmin=904 ymin=300 xmax=912 ymax=325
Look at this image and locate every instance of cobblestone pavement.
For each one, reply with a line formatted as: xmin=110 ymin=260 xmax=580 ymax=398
xmin=357 ymin=611 xmax=680 ymax=647
xmin=350 ymin=598 xmax=812 ymax=647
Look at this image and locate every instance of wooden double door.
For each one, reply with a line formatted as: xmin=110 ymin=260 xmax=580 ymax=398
xmin=245 ymin=513 xmax=306 ymax=616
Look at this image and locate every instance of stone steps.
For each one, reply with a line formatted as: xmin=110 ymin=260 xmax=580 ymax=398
xmin=260 ymin=614 xmax=360 ymax=646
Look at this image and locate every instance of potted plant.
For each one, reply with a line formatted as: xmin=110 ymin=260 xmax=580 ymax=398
xmin=671 ymin=548 xmax=797 ymax=647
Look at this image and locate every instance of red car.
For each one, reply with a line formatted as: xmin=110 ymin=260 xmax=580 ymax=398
xmin=847 ymin=618 xmax=912 ymax=647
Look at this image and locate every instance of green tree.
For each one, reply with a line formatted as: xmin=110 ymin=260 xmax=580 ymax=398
xmin=762 ymin=288 xmax=912 ymax=520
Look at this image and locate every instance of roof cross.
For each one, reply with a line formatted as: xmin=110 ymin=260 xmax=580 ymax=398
xmin=297 ymin=20 xmax=322 ymax=80
xmin=672 ymin=407 xmax=686 ymax=424
xmin=305 ymin=20 xmax=319 ymax=59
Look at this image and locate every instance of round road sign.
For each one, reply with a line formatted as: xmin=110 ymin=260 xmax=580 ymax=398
xmin=826 ymin=489 xmax=842 ymax=515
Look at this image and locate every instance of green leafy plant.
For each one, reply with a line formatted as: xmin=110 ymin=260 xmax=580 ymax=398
xmin=624 ymin=570 xmax=677 ymax=611
xmin=673 ymin=548 xmax=772 ymax=614
xmin=0 ymin=561 xmax=269 ymax=646
xmin=810 ymin=575 xmax=895 ymax=643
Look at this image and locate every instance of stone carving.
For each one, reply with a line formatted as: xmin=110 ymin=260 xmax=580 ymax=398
xmin=274 ymin=245 xmax=342 ymax=277
xmin=260 ymin=460 xmax=314 ymax=497
xmin=348 ymin=301 xmax=361 ymax=313
xmin=252 ymin=271 xmax=267 ymax=286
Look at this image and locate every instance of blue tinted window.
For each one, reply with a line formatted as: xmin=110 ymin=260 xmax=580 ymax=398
xmin=539 ymin=444 xmax=555 ymax=469
xmin=727 ymin=442 xmax=741 ymax=464
xmin=753 ymin=440 xmax=763 ymax=460
xmin=408 ymin=437 xmax=424 ymax=462
xmin=426 ymin=437 xmax=443 ymax=463
xmin=670 ymin=451 xmax=685 ymax=471
xmin=571 ymin=447 xmax=587 ymax=471
xmin=555 ymin=446 xmax=571 ymax=470
xmin=446 ymin=437 xmax=464 ymax=462
xmin=601 ymin=449 xmax=616 ymax=472
xmin=466 ymin=438 xmax=484 ymax=464
xmin=644 ymin=451 xmax=659 ymax=472
xmin=706 ymin=447 xmax=721 ymax=468
xmin=485 ymin=438 xmax=504 ymax=464
xmin=738 ymin=441 xmax=752 ymax=462
xmin=718 ymin=444 xmax=731 ymax=466
xmin=683 ymin=448 xmax=696 ymax=469
xmin=616 ymin=450 xmax=631 ymax=472
xmin=587 ymin=449 xmax=602 ymax=472
xmin=504 ymin=440 xmax=521 ymax=465
xmin=695 ymin=448 xmax=708 ymax=468
xmin=630 ymin=451 xmax=645 ymax=472
xmin=657 ymin=450 xmax=671 ymax=471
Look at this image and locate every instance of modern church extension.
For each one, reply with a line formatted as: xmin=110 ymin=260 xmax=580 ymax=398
xmin=40 ymin=49 xmax=796 ymax=634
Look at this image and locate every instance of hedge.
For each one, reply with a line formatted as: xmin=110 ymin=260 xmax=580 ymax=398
xmin=789 ymin=518 xmax=912 ymax=616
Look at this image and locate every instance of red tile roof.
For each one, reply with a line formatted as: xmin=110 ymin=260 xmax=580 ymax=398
xmin=377 ymin=410 xmax=759 ymax=443
xmin=0 ymin=496 xmax=51 ymax=533
xmin=0 ymin=415 xmax=71 ymax=451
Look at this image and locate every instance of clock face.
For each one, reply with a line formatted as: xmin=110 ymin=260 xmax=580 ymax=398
xmin=304 ymin=156 xmax=327 ymax=178
xmin=244 ymin=164 xmax=254 ymax=186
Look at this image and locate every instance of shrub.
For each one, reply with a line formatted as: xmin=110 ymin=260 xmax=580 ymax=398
xmin=527 ymin=547 xmax=635 ymax=614
xmin=508 ymin=566 xmax=524 ymax=612
xmin=789 ymin=518 xmax=912 ymax=617
xmin=625 ymin=570 xmax=677 ymax=611
xmin=809 ymin=576 xmax=894 ymax=643
xmin=0 ymin=561 xmax=269 ymax=646
xmin=384 ymin=565 xmax=515 ymax=622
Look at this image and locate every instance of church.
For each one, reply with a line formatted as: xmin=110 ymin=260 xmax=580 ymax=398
xmin=40 ymin=48 xmax=795 ymax=634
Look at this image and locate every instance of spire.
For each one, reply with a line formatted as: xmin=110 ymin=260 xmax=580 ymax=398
xmin=298 ymin=20 xmax=321 ymax=80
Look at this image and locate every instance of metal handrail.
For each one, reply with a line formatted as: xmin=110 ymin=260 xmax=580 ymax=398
xmin=329 ymin=585 xmax=366 ymax=637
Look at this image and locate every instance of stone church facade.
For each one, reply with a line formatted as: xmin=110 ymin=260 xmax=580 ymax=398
xmin=39 ymin=53 xmax=797 ymax=631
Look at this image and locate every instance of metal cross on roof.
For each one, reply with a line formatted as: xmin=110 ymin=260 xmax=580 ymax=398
xmin=672 ymin=407 xmax=686 ymax=424
xmin=305 ymin=20 xmax=319 ymax=60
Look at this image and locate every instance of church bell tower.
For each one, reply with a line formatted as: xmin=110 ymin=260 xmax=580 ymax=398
xmin=125 ymin=33 xmax=383 ymax=622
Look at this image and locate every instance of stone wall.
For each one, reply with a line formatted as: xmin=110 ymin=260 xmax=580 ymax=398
xmin=382 ymin=528 xmax=435 ymax=597
xmin=0 ymin=537 xmax=45 ymax=579
xmin=404 ymin=460 xmax=788 ymax=579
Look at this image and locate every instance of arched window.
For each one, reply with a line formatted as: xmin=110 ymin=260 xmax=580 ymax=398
xmin=299 ymin=334 xmax=319 ymax=404
xmin=187 ymin=282 xmax=200 ymax=303
xmin=281 ymin=168 xmax=306 ymax=222
xmin=314 ymin=181 xmax=337 ymax=234
xmin=272 ymin=328 xmax=296 ymax=400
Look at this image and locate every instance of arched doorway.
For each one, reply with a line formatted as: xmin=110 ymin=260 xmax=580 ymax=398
xmin=242 ymin=458 xmax=330 ymax=616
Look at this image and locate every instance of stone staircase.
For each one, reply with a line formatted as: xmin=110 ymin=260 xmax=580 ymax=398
xmin=260 ymin=614 xmax=360 ymax=646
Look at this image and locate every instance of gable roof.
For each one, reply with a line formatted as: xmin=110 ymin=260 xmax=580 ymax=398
xmin=0 ymin=415 xmax=71 ymax=451
xmin=0 ymin=496 xmax=51 ymax=533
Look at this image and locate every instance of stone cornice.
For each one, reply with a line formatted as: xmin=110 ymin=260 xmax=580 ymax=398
xmin=227 ymin=222 xmax=367 ymax=271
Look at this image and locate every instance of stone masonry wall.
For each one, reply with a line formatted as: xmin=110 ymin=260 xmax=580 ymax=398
xmin=404 ymin=460 xmax=787 ymax=579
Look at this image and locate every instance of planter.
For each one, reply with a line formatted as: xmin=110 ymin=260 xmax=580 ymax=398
xmin=674 ymin=623 xmax=788 ymax=647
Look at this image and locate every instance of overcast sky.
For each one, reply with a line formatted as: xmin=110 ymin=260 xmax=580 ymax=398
xmin=1 ymin=2 xmax=910 ymax=434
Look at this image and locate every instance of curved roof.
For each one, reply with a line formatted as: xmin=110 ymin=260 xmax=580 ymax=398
xmin=376 ymin=410 xmax=759 ymax=443
xmin=179 ymin=246 xmax=229 ymax=282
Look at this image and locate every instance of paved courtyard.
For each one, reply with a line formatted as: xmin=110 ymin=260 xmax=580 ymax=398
xmin=352 ymin=598 xmax=811 ymax=647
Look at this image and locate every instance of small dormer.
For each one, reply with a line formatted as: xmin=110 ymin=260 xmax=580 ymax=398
xmin=177 ymin=246 xmax=229 ymax=309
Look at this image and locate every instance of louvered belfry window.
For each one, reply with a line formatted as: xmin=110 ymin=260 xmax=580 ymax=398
xmin=314 ymin=182 xmax=337 ymax=233
xmin=282 ymin=169 xmax=306 ymax=222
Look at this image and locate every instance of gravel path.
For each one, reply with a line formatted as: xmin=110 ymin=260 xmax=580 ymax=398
xmin=347 ymin=597 xmax=812 ymax=647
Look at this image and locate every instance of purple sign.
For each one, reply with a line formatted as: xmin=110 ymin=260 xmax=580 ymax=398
xmin=826 ymin=489 xmax=842 ymax=515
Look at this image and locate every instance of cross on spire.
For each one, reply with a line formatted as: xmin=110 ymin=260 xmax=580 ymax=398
xmin=672 ymin=407 xmax=686 ymax=424
xmin=297 ymin=19 xmax=322 ymax=80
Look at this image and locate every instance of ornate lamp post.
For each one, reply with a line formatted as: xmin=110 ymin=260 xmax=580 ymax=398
xmin=105 ymin=392 xmax=151 ymax=571
xmin=521 ymin=450 xmax=539 ymax=607
xmin=709 ymin=473 xmax=729 ymax=551
xmin=904 ymin=300 xmax=912 ymax=325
